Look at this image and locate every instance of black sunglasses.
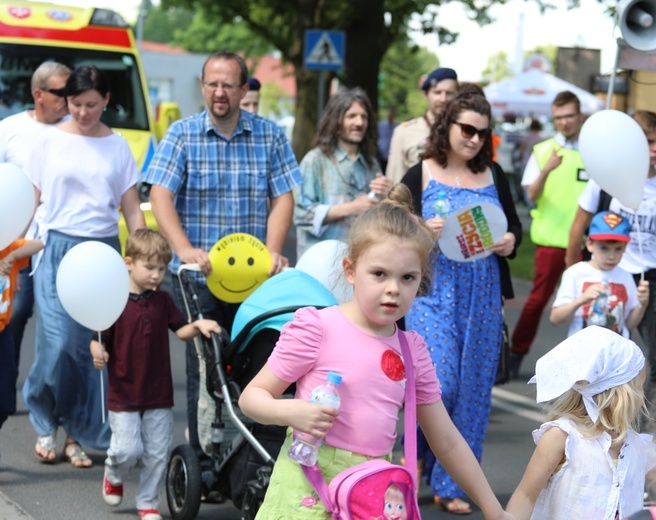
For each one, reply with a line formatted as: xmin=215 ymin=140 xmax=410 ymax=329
xmin=453 ymin=121 xmax=490 ymax=140
xmin=42 ymin=87 xmax=67 ymax=97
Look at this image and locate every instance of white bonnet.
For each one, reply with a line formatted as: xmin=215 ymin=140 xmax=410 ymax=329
xmin=529 ymin=326 xmax=645 ymax=422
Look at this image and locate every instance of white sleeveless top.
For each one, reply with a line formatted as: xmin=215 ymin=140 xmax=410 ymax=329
xmin=532 ymin=418 xmax=656 ymax=520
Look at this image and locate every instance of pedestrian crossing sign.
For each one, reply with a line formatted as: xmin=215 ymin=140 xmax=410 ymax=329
xmin=304 ymin=30 xmax=345 ymax=71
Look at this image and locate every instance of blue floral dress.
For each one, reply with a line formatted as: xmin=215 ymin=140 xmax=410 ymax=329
xmin=405 ymin=178 xmax=504 ymax=500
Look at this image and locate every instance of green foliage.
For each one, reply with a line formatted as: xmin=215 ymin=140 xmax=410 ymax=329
xmin=481 ymin=50 xmax=513 ymax=86
xmin=171 ymin=10 xmax=274 ymax=59
xmin=509 ymin=230 xmax=536 ymax=281
xmin=141 ymin=6 xmax=194 ymax=43
xmin=525 ymin=44 xmax=559 ymax=73
xmin=378 ymin=38 xmax=439 ymax=121
xmin=260 ymin=82 xmax=294 ymax=120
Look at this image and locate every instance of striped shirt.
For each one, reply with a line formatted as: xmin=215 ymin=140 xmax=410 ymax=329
xmin=144 ymin=110 xmax=302 ymax=277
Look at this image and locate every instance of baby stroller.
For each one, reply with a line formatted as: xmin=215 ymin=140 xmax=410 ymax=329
xmin=165 ymin=266 xmax=338 ymax=520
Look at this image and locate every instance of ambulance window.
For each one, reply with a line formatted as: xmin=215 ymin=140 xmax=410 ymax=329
xmin=0 ymin=44 xmax=149 ymax=132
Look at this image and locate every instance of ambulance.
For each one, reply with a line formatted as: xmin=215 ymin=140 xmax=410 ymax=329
xmin=0 ymin=0 xmax=179 ymax=238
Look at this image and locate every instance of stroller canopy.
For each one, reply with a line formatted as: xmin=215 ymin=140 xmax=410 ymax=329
xmin=230 ymin=268 xmax=339 ymax=352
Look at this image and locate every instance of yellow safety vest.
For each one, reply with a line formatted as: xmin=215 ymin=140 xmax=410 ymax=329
xmin=530 ymin=138 xmax=588 ymax=248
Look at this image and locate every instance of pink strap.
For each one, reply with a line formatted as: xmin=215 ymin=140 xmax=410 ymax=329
xmin=301 ymin=331 xmax=417 ymax=512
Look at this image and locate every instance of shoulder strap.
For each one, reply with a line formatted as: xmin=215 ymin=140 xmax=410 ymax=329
xmin=597 ymin=190 xmax=612 ymax=213
xmin=301 ymin=332 xmax=418 ymax=511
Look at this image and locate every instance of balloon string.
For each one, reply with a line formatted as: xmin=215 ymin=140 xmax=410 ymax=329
xmin=638 ymin=226 xmax=645 ymax=283
xmin=98 ymin=331 xmax=105 ymax=424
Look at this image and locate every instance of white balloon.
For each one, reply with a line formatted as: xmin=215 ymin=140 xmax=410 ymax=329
xmin=295 ymin=240 xmax=353 ymax=304
xmin=56 ymin=241 xmax=130 ymax=331
xmin=579 ymin=110 xmax=650 ymax=210
xmin=0 ymin=163 xmax=35 ymax=250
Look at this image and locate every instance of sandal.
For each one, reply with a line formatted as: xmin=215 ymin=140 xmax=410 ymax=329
xmin=435 ymin=497 xmax=473 ymax=515
xmin=62 ymin=438 xmax=93 ymax=468
xmin=35 ymin=435 xmax=57 ymax=463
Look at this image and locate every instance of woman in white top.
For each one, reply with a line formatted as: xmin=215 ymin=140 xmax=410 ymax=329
xmin=22 ymin=65 xmax=145 ymax=467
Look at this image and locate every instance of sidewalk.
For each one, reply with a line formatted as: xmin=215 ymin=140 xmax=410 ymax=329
xmin=0 ymin=490 xmax=32 ymax=520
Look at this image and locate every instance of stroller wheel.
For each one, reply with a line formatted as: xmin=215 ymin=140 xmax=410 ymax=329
xmin=240 ymin=483 xmax=263 ymax=520
xmin=166 ymin=444 xmax=202 ymax=520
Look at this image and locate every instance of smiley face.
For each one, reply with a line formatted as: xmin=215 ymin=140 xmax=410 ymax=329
xmin=206 ymin=233 xmax=272 ymax=303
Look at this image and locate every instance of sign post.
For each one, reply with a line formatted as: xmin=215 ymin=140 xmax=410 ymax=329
xmin=304 ymin=30 xmax=345 ymax=123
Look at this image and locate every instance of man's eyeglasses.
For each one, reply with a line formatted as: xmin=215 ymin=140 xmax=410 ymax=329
xmin=42 ymin=87 xmax=67 ymax=97
xmin=553 ymin=113 xmax=578 ymax=123
xmin=453 ymin=121 xmax=490 ymax=140
xmin=202 ymin=81 xmax=243 ymax=93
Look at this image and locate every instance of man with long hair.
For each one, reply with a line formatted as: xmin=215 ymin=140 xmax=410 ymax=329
xmin=294 ymin=87 xmax=393 ymax=257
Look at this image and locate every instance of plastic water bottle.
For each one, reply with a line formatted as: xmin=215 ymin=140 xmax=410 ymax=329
xmin=288 ymin=372 xmax=342 ymax=466
xmin=433 ymin=190 xmax=451 ymax=218
xmin=589 ymin=280 xmax=610 ymax=326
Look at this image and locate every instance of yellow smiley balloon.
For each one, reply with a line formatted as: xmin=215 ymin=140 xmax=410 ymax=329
xmin=206 ymin=233 xmax=272 ymax=303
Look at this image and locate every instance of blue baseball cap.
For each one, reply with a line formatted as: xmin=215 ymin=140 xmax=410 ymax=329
xmin=421 ymin=68 xmax=458 ymax=91
xmin=589 ymin=211 xmax=631 ymax=242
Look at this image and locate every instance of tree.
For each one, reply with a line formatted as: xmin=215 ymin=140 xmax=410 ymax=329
xmin=481 ymin=51 xmax=513 ymax=86
xmin=141 ymin=6 xmax=194 ymax=43
xmin=161 ymin=0 xmax=537 ymax=158
xmin=378 ymin=37 xmax=439 ymax=121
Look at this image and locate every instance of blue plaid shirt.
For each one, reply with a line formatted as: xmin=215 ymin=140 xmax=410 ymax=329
xmin=144 ymin=110 xmax=302 ymax=276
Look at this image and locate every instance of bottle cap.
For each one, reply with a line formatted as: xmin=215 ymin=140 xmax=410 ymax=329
xmin=437 ymin=190 xmax=448 ymax=198
xmin=327 ymin=372 xmax=342 ymax=385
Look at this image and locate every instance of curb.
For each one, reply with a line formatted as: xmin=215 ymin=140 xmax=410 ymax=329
xmin=0 ymin=490 xmax=33 ymax=520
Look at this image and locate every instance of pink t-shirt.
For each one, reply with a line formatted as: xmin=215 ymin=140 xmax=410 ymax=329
xmin=267 ymin=306 xmax=441 ymax=456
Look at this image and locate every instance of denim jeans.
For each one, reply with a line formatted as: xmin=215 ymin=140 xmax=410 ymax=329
xmin=9 ymin=265 xmax=34 ymax=367
xmin=0 ymin=328 xmax=17 ymax=429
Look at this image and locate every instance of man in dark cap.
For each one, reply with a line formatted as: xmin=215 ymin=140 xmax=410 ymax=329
xmin=385 ymin=67 xmax=458 ymax=183
xmin=240 ymin=77 xmax=261 ymax=114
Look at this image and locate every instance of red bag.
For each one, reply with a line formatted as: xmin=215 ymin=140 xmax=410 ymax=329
xmin=302 ymin=333 xmax=421 ymax=519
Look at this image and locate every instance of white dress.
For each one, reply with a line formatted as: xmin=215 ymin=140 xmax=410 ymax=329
xmin=532 ymin=418 xmax=656 ymax=520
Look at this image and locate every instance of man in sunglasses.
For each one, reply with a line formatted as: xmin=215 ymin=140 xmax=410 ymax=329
xmin=509 ymin=90 xmax=587 ymax=377
xmin=385 ymin=67 xmax=458 ymax=184
xmin=0 ymin=60 xmax=70 ymax=376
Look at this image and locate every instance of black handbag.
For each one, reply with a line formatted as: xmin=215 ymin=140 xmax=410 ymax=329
xmin=495 ymin=321 xmax=511 ymax=385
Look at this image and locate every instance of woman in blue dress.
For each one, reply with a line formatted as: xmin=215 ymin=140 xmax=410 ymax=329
xmin=401 ymin=93 xmax=522 ymax=514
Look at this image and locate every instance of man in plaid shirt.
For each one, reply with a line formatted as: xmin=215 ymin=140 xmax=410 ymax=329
xmin=145 ymin=51 xmax=301 ymax=467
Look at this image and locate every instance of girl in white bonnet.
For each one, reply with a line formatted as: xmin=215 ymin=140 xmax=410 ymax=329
xmin=506 ymin=326 xmax=656 ymax=520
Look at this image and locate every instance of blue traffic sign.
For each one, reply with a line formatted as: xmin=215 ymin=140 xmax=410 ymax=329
xmin=304 ymin=30 xmax=345 ymax=71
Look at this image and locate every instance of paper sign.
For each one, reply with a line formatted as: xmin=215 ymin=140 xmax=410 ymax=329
xmin=437 ymin=202 xmax=508 ymax=262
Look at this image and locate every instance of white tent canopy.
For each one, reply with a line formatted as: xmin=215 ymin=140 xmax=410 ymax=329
xmin=483 ymin=67 xmax=604 ymax=118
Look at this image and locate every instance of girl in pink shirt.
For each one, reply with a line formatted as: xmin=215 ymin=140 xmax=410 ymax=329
xmin=239 ymin=184 xmax=513 ymax=520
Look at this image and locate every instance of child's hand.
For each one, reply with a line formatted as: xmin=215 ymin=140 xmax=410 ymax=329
xmin=285 ymin=399 xmax=339 ymax=439
xmin=0 ymin=256 xmax=13 ymax=276
xmin=90 ymin=341 xmax=109 ymax=370
xmin=637 ymin=280 xmax=650 ymax=307
xmin=194 ymin=319 xmax=222 ymax=338
xmin=581 ymin=282 xmax=606 ymax=303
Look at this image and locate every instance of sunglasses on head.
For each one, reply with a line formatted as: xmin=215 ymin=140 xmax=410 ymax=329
xmin=42 ymin=87 xmax=67 ymax=97
xmin=453 ymin=121 xmax=490 ymax=140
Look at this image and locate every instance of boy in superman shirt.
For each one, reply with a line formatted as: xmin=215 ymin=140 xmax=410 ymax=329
xmin=0 ymin=238 xmax=43 ymax=431
xmin=551 ymin=211 xmax=649 ymax=338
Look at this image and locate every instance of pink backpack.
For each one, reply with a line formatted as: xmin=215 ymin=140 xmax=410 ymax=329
xmin=302 ymin=333 xmax=421 ymax=519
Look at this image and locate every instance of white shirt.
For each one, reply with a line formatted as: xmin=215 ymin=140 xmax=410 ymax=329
xmin=25 ymin=127 xmax=139 ymax=239
xmin=553 ymin=262 xmax=640 ymax=338
xmin=578 ymin=177 xmax=656 ymax=273
xmin=521 ymin=132 xmax=579 ymax=187
xmin=532 ymin=418 xmax=656 ymax=520
xmin=0 ymin=112 xmax=56 ymax=239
